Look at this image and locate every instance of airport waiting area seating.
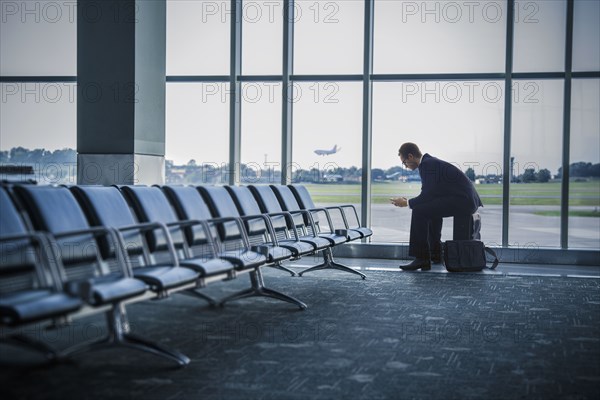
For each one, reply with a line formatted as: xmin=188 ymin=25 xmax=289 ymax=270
xmin=0 ymin=188 xmax=83 ymax=360
xmin=289 ymin=184 xmax=373 ymax=240
xmin=71 ymin=185 xmax=235 ymax=306
xmin=2 ymin=185 xmax=190 ymax=365
xmin=224 ymin=185 xmax=316 ymax=273
xmin=269 ymin=185 xmax=368 ymax=279
xmin=123 ymin=185 xmax=305 ymax=310
xmin=0 ymin=183 xmax=369 ymax=366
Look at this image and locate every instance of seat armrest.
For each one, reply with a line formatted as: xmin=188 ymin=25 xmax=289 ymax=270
xmin=306 ymin=207 xmax=337 ymax=233
xmin=334 ymin=229 xmax=349 ymax=238
xmin=240 ymin=214 xmax=279 ymax=245
xmin=287 ymin=209 xmax=320 ymax=237
xmin=324 ymin=206 xmax=351 ymax=228
xmin=339 ymin=204 xmax=362 ymax=228
xmin=198 ymin=216 xmax=252 ymax=249
xmin=47 ymin=226 xmax=134 ymax=279
xmin=250 ymin=245 xmax=271 ymax=257
xmin=118 ymin=221 xmax=181 ymax=268
xmin=0 ymin=231 xmax=61 ymax=290
xmin=165 ymin=218 xmax=221 ymax=257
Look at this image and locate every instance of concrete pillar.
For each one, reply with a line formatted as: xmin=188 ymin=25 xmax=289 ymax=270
xmin=77 ymin=0 xmax=166 ymax=185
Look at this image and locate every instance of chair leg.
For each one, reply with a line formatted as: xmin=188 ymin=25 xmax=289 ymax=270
xmin=296 ymin=263 xmax=328 ymax=276
xmin=298 ymin=248 xmax=366 ymax=279
xmin=58 ymin=336 xmax=113 ymax=359
xmin=219 ymin=269 xmax=307 ymax=310
xmin=181 ymin=289 xmax=218 ymax=307
xmin=59 ymin=305 xmax=189 ymax=367
xmin=268 ymin=261 xmax=296 ymax=277
xmin=329 ymin=260 xmax=367 ymax=279
xmin=260 ymin=287 xmax=307 ymax=307
xmin=121 ymin=333 xmax=190 ymax=366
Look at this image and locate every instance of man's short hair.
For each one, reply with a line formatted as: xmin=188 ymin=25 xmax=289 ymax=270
xmin=398 ymin=143 xmax=422 ymax=159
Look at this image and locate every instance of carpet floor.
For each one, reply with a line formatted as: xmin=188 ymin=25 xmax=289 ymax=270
xmin=1 ymin=267 xmax=599 ymax=400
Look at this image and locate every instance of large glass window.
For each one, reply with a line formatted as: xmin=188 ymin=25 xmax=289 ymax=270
xmin=292 ymin=82 xmax=363 ymax=227
xmin=165 ymin=83 xmax=230 ymax=184
xmin=513 ymin=0 xmax=566 ymax=73
xmin=167 ymin=0 xmax=230 ymax=75
xmin=241 ymin=82 xmax=282 ymax=183
xmin=0 ymin=0 xmax=76 ymax=76
xmin=0 ymin=0 xmax=77 ymax=183
xmin=2 ymin=0 xmax=599 ymax=254
xmin=372 ymin=81 xmax=504 ymax=244
xmin=510 ymin=80 xmax=563 ymax=248
xmin=374 ymin=0 xmax=506 ymax=74
xmin=573 ymin=0 xmax=600 ymax=72
xmin=0 ymin=82 xmax=77 ymax=184
xmin=569 ymin=79 xmax=600 ymax=249
xmin=294 ymin=0 xmax=364 ymax=74
xmin=242 ymin=0 xmax=283 ymax=75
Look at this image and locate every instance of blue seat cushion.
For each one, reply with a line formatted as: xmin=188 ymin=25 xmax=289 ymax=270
xmin=179 ymin=258 xmax=235 ymax=277
xmin=277 ymin=240 xmax=315 ymax=257
xmin=218 ymin=250 xmax=267 ymax=270
xmin=251 ymin=245 xmax=293 ymax=263
xmin=133 ymin=266 xmax=199 ymax=291
xmin=65 ymin=275 xmax=148 ymax=306
xmin=344 ymin=230 xmax=363 ymax=241
xmin=296 ymin=236 xmax=332 ymax=250
xmin=0 ymin=289 xmax=83 ymax=325
xmin=353 ymin=227 xmax=373 ymax=238
xmin=318 ymin=233 xmax=348 ymax=246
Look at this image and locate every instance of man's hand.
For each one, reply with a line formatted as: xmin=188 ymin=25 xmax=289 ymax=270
xmin=390 ymin=197 xmax=409 ymax=207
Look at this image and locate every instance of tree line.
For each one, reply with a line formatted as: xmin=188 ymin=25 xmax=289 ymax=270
xmin=1 ymin=147 xmax=77 ymax=165
xmin=2 ymin=148 xmax=598 ymax=184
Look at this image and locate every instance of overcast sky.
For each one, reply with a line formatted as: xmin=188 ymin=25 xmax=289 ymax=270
xmin=1 ymin=0 xmax=599 ymax=176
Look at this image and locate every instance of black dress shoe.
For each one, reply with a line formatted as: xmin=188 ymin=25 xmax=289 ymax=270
xmin=399 ymin=258 xmax=431 ymax=271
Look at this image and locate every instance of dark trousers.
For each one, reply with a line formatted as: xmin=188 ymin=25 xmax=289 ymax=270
xmin=408 ymin=197 xmax=477 ymax=259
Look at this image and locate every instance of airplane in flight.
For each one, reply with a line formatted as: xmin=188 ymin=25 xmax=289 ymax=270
xmin=314 ymin=144 xmax=341 ymax=156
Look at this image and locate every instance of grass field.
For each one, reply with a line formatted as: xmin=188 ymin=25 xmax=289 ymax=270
xmin=534 ymin=210 xmax=600 ymax=218
xmin=304 ymin=180 xmax=600 ymax=208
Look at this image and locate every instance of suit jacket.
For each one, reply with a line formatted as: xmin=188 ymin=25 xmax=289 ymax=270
xmin=408 ymin=153 xmax=483 ymax=211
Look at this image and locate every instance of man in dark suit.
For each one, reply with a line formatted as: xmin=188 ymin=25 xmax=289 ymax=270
xmin=390 ymin=143 xmax=483 ymax=271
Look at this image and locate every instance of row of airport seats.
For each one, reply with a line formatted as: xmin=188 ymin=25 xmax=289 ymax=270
xmin=0 ymin=183 xmax=371 ymax=367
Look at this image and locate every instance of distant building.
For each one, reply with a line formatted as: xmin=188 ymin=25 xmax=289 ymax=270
xmin=323 ymin=174 xmax=343 ymax=183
